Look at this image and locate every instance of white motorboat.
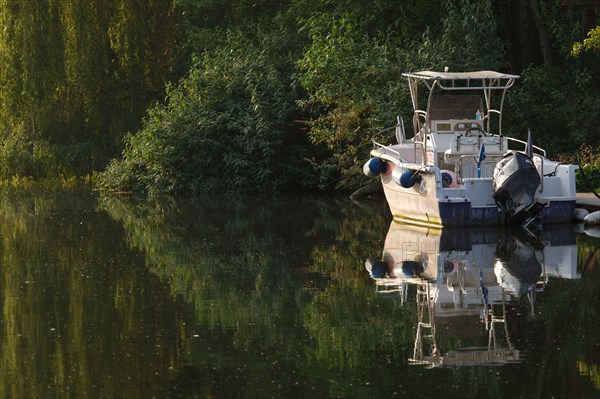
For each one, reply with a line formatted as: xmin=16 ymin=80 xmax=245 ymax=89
xmin=363 ymin=70 xmax=578 ymax=227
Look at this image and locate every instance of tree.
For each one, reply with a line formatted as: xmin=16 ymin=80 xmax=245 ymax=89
xmin=572 ymin=26 xmax=600 ymax=56
xmin=97 ymin=27 xmax=316 ymax=194
xmin=296 ymin=0 xmax=505 ymax=190
xmin=297 ymin=13 xmax=408 ymax=189
xmin=527 ymin=0 xmax=554 ymax=66
xmin=0 ymin=0 xmax=178 ymax=178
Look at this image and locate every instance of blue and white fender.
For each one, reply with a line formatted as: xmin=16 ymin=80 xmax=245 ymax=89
xmin=363 ymin=157 xmax=387 ymax=177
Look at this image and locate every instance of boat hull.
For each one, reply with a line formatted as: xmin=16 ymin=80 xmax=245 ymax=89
xmin=380 ymin=170 xmax=575 ymax=227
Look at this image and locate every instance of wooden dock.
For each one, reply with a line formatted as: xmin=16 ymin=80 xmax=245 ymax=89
xmin=576 ymin=193 xmax=600 ymax=211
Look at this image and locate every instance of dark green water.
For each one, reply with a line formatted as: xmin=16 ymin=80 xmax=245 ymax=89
xmin=1 ymin=188 xmax=599 ymax=398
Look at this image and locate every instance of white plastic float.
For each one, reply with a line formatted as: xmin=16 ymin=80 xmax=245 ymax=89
xmin=572 ymin=208 xmax=589 ymax=221
xmin=583 ymin=210 xmax=600 ymax=226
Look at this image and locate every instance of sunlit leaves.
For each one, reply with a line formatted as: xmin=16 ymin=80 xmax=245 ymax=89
xmin=0 ymin=0 xmax=177 ymax=178
xmin=572 ymin=26 xmax=600 ymax=56
xmin=297 ymin=13 xmax=408 ymax=189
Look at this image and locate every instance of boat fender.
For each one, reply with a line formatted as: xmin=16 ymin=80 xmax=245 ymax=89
xmin=363 ymin=158 xmax=386 ymax=177
xmin=440 ymin=170 xmax=458 ymax=188
xmin=401 ymin=261 xmax=424 ymax=277
xmin=572 ymin=222 xmax=585 ymax=234
xmin=365 ymin=257 xmax=390 ymax=278
xmin=391 ymin=166 xmax=404 ymax=185
xmin=572 ymin=208 xmax=589 ymax=222
xmin=399 ymin=170 xmax=422 ymax=189
xmin=584 ymin=226 xmax=600 ymax=238
xmin=583 ymin=210 xmax=600 ymax=225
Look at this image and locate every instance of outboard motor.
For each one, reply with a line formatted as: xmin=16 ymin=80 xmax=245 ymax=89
xmin=492 ymin=151 xmax=543 ymax=226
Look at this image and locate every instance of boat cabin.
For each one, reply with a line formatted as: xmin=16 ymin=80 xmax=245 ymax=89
xmin=425 ymin=94 xmax=508 ymax=180
xmin=404 ymin=71 xmax=519 ymax=182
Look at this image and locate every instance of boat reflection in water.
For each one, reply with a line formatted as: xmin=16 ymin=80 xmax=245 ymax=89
xmin=365 ymin=223 xmax=579 ymax=368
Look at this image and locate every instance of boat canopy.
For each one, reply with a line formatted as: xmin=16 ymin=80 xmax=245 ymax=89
xmin=402 ymin=70 xmax=520 ymax=90
xmin=402 ymin=70 xmax=520 ymax=137
xmin=403 ymin=71 xmax=520 ymax=81
xmin=402 ymin=71 xmax=520 ymax=90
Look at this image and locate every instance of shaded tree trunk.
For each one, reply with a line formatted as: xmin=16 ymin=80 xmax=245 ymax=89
xmin=526 ymin=0 xmax=554 ymax=66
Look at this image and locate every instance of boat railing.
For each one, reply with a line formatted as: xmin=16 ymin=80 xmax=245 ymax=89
xmin=532 ymin=153 xmax=545 ymax=193
xmin=414 ymin=110 xmax=428 ymax=138
xmin=375 ymin=117 xmax=407 ymax=144
xmin=372 ymin=139 xmax=402 ymax=157
xmin=372 ymin=139 xmax=424 ymax=164
xmin=487 ymin=109 xmax=501 ymax=135
xmin=375 ymin=125 xmax=399 ymax=136
xmin=415 ymin=110 xmax=428 ymax=119
xmin=506 ymin=137 xmax=546 ymax=157
xmin=455 ymin=155 xmax=500 ymax=183
xmin=454 ymin=152 xmax=546 ymax=193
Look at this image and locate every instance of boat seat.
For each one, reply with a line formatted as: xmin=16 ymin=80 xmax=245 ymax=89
xmin=444 ymin=136 xmax=506 ymax=159
xmin=442 ymin=136 xmax=507 ymax=179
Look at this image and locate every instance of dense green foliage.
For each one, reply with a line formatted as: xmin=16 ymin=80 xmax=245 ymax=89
xmin=0 ymin=0 xmax=177 ymax=177
xmin=296 ymin=0 xmax=505 ymax=188
xmin=507 ymin=5 xmax=600 ymax=152
xmin=574 ymin=145 xmax=600 ymax=192
xmin=1 ymin=0 xmax=599 ymax=192
xmin=98 ymin=28 xmax=317 ymax=194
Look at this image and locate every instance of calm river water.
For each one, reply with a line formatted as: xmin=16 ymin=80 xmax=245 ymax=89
xmin=1 ymin=187 xmax=599 ymax=398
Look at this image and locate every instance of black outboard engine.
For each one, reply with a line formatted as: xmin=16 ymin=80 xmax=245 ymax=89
xmin=492 ymin=151 xmax=543 ymax=226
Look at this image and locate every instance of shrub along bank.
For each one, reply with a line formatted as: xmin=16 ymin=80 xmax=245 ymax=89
xmin=1 ymin=0 xmax=598 ymax=193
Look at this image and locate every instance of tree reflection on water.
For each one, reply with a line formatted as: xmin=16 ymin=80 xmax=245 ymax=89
xmin=0 ymin=188 xmax=598 ymax=397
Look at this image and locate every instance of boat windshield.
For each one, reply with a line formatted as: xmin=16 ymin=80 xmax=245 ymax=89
xmin=428 ymin=94 xmax=483 ymax=120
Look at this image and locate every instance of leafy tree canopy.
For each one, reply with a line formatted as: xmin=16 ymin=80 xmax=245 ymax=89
xmin=1 ymin=0 xmax=598 ymax=192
